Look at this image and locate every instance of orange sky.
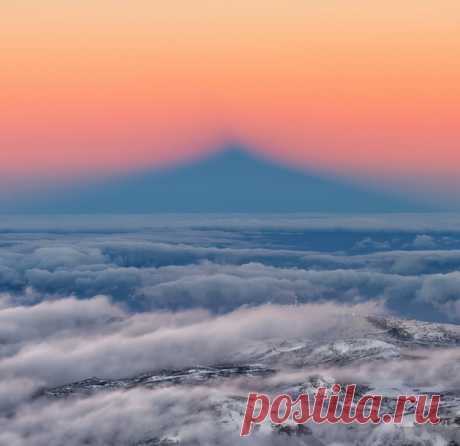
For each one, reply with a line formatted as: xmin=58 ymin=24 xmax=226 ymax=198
xmin=1 ymin=1 xmax=459 ymax=201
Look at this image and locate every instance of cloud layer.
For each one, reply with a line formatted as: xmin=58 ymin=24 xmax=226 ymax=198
xmin=0 ymin=215 xmax=459 ymax=445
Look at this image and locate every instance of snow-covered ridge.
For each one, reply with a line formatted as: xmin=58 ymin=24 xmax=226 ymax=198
xmin=36 ymin=316 xmax=460 ymax=445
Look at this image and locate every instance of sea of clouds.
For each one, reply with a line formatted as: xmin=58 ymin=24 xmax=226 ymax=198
xmin=0 ymin=214 xmax=459 ymax=445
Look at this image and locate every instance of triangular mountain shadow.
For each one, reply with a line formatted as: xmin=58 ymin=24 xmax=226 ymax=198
xmin=12 ymin=146 xmax=430 ymax=213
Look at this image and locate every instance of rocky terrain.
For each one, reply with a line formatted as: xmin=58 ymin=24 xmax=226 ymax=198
xmin=35 ymin=316 xmax=460 ymax=446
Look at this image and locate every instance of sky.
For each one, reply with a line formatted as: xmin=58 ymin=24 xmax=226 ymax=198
xmin=1 ymin=1 xmax=459 ymax=205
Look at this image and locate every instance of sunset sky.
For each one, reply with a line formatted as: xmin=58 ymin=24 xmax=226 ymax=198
xmin=1 ymin=1 xmax=459 ymax=205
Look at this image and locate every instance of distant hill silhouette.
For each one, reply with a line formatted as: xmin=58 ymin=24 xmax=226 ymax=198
xmin=7 ymin=147 xmax=429 ymax=213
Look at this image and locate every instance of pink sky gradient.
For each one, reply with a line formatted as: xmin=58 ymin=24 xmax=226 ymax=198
xmin=1 ymin=1 xmax=459 ymax=203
